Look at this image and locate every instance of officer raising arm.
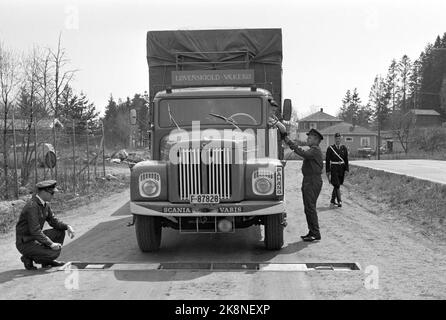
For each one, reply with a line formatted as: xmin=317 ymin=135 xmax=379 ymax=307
xmin=15 ymin=180 xmax=75 ymax=270
xmin=274 ymin=121 xmax=324 ymax=242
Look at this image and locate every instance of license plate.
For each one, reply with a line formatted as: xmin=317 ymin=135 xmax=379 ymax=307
xmin=190 ymin=194 xmax=220 ymax=204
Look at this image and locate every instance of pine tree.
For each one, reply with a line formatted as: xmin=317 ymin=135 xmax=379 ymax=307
xmin=339 ymin=90 xmax=352 ymax=122
xmin=385 ymin=59 xmax=399 ymax=112
xmin=397 ymin=55 xmax=412 ymax=112
xmin=408 ymin=56 xmax=423 ymax=109
xmin=59 ymin=86 xmax=99 ymax=134
xmin=369 ymin=75 xmax=391 ymax=129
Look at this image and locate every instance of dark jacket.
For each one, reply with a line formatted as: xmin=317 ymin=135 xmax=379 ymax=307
xmin=15 ymin=196 xmax=68 ymax=246
xmin=326 ymin=144 xmax=349 ymax=173
xmin=285 ymin=138 xmax=323 ymax=176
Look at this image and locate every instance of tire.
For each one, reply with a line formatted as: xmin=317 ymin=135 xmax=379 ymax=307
xmin=264 ymin=213 xmax=284 ymax=250
xmin=135 ymin=215 xmax=162 ymax=252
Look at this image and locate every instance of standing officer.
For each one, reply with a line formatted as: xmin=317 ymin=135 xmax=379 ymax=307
xmin=275 ymin=121 xmax=324 ymax=242
xmin=326 ymin=133 xmax=349 ymax=208
xmin=15 ymin=180 xmax=75 ymax=270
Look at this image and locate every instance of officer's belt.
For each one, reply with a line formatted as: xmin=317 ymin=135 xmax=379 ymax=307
xmin=330 ymin=161 xmax=344 ymax=165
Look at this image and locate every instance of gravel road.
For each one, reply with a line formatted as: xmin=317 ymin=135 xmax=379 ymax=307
xmin=0 ymin=161 xmax=444 ymax=299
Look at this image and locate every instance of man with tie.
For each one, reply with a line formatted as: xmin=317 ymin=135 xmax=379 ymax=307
xmin=15 ymin=180 xmax=75 ymax=270
xmin=325 ymin=133 xmax=349 ymax=208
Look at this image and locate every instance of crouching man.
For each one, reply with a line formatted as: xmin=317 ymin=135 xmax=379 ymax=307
xmin=15 ymin=180 xmax=75 ymax=270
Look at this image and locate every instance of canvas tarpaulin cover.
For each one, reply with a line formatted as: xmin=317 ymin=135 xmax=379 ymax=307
xmin=146 ymin=29 xmax=283 ymax=103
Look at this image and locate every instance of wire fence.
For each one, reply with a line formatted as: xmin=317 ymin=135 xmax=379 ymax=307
xmin=0 ymin=119 xmax=117 ymax=200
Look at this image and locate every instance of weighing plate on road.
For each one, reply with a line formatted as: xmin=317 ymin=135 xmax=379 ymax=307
xmin=59 ymin=262 xmax=361 ymax=272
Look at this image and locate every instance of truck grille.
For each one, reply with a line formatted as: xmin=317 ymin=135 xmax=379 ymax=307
xmin=207 ymin=148 xmax=232 ymax=200
xmin=178 ymin=148 xmax=232 ymax=200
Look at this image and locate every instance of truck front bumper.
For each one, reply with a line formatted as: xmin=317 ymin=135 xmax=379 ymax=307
xmin=130 ymin=200 xmax=285 ymax=217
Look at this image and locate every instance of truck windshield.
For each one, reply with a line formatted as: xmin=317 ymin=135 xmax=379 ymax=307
xmin=158 ymin=97 xmax=262 ymax=127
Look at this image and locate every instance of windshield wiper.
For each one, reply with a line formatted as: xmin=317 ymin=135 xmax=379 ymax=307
xmin=208 ymin=113 xmax=240 ymax=130
xmin=168 ymin=103 xmax=181 ymax=130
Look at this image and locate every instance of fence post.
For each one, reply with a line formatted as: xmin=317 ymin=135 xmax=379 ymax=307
xmin=72 ymin=119 xmax=76 ymax=194
xmin=11 ymin=105 xmax=19 ymax=199
xmin=42 ymin=143 xmax=46 ymax=180
xmin=52 ymin=119 xmax=58 ymax=180
xmin=86 ymin=120 xmax=90 ymax=191
xmin=34 ymin=118 xmax=38 ymax=185
xmin=101 ymin=120 xmax=106 ymax=177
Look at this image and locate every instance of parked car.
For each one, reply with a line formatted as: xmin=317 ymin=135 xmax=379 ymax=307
xmin=357 ymin=147 xmax=375 ymax=159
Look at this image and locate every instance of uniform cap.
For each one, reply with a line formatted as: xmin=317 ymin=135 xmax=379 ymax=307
xmin=334 ymin=133 xmax=342 ymax=138
xmin=306 ymin=128 xmax=324 ymax=140
xmin=36 ymin=180 xmax=57 ymax=190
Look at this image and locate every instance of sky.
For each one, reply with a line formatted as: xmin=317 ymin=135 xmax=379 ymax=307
xmin=1 ymin=0 xmax=446 ymax=118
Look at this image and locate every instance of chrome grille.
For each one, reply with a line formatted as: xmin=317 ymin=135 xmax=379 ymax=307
xmin=207 ymin=148 xmax=231 ymax=200
xmin=179 ymin=148 xmax=201 ymax=200
xmin=178 ymin=148 xmax=232 ymax=200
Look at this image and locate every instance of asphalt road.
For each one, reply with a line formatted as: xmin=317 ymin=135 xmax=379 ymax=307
xmin=351 ymin=159 xmax=446 ymax=185
xmin=0 ymin=162 xmax=445 ymax=299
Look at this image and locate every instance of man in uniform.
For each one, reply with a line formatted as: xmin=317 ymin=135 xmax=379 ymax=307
xmin=275 ymin=121 xmax=324 ymax=242
xmin=325 ymin=133 xmax=349 ymax=208
xmin=15 ymin=180 xmax=75 ymax=270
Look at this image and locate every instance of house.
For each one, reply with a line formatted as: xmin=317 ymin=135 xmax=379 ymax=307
xmin=297 ymin=108 xmax=343 ymax=141
xmin=408 ymin=109 xmax=443 ymax=127
xmin=319 ymin=122 xmax=378 ymax=154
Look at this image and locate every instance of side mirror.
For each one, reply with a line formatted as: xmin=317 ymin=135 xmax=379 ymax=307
xmin=282 ymin=99 xmax=292 ymax=121
xmin=130 ymin=109 xmax=137 ymax=125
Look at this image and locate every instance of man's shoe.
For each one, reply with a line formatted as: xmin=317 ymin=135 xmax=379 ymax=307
xmin=21 ymin=256 xmax=37 ymax=270
xmin=300 ymin=232 xmax=312 ymax=239
xmin=302 ymin=235 xmax=321 ymax=242
xmin=330 ymin=202 xmax=337 ymax=208
xmin=337 ymin=201 xmax=342 ymax=208
xmin=41 ymin=260 xmax=66 ymax=268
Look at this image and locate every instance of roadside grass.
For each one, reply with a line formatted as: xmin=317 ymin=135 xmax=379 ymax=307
xmin=345 ymin=165 xmax=446 ymax=241
xmin=0 ymin=173 xmax=130 ymax=234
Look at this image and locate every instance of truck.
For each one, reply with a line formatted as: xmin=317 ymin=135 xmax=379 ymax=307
xmin=130 ymin=29 xmax=292 ymax=251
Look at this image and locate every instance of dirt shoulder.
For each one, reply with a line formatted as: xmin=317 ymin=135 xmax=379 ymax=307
xmin=0 ymin=165 xmax=130 ymax=234
xmin=303 ymin=163 xmax=446 ymax=299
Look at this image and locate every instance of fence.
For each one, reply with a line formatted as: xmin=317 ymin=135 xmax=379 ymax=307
xmin=0 ymin=119 xmax=112 ymax=200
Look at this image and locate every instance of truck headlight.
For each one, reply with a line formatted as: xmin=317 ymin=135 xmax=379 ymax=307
xmin=139 ymin=172 xmax=161 ymax=197
xmin=252 ymin=169 xmax=274 ymax=195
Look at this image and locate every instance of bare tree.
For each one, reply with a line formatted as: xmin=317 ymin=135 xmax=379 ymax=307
xmin=0 ymin=41 xmax=20 ymax=199
xmin=19 ymin=46 xmax=45 ymax=185
xmin=392 ymin=110 xmax=414 ymax=154
xmin=51 ymin=33 xmax=77 ymax=119
xmin=37 ymin=49 xmax=55 ymax=115
xmin=49 ymin=33 xmax=77 ymax=179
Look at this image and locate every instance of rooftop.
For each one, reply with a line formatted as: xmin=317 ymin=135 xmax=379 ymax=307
xmin=409 ymin=109 xmax=441 ymax=116
xmin=319 ymin=122 xmax=377 ymax=136
xmin=299 ymin=108 xmax=343 ymax=122
xmin=0 ymin=119 xmax=55 ymax=131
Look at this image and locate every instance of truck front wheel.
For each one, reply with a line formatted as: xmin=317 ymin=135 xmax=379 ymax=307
xmin=264 ymin=213 xmax=284 ymax=250
xmin=135 ymin=215 xmax=162 ymax=252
